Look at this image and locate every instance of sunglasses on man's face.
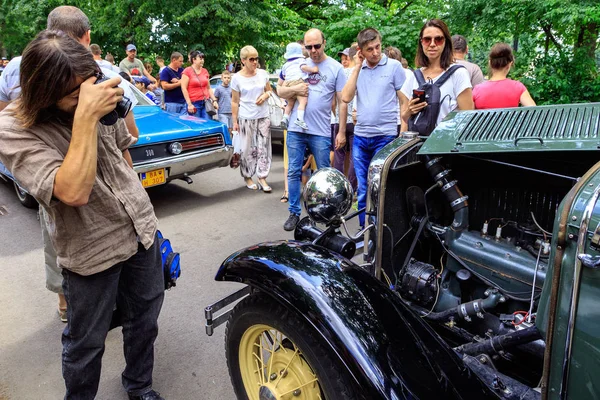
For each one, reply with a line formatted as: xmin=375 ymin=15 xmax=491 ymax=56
xmin=247 ymin=57 xmax=259 ymax=62
xmin=305 ymin=43 xmax=323 ymax=51
xmin=421 ymin=36 xmax=445 ymax=46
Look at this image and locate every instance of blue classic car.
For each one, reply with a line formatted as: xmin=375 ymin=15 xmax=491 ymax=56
xmin=128 ymin=84 xmax=233 ymax=188
xmin=0 ymin=82 xmax=233 ymax=207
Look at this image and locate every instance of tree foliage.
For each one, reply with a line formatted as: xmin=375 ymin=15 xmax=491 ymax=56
xmin=1 ymin=0 xmax=598 ymax=104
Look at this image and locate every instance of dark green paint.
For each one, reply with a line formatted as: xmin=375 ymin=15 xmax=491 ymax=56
xmin=418 ymin=103 xmax=600 ymax=155
xmin=537 ymin=168 xmax=600 ymax=399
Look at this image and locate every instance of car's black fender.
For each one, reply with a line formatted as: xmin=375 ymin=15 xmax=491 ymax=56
xmin=216 ymin=240 xmax=497 ymax=400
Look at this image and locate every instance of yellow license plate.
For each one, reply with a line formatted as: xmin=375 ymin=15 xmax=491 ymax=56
xmin=140 ymin=168 xmax=166 ymax=188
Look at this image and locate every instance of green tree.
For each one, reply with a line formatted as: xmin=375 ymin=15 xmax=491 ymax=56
xmin=1 ymin=0 xmax=597 ymax=104
xmin=447 ymin=0 xmax=600 ymax=104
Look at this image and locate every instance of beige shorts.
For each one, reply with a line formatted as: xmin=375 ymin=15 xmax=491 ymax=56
xmin=283 ymin=78 xmax=305 ymax=87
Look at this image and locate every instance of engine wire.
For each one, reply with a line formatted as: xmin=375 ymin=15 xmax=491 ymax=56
xmin=421 ymin=254 xmax=445 ymax=318
xmin=512 ymin=310 xmax=530 ymax=326
xmin=530 ymin=211 xmax=552 ymax=238
xmin=382 ymin=268 xmax=393 ymax=288
xmin=383 ymin=224 xmax=395 ymax=266
xmin=527 ymin=242 xmax=543 ymax=322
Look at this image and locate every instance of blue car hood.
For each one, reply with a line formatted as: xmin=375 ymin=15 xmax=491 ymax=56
xmin=131 ymin=105 xmax=231 ymax=147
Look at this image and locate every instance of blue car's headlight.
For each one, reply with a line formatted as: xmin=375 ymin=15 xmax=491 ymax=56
xmin=169 ymin=142 xmax=183 ymax=155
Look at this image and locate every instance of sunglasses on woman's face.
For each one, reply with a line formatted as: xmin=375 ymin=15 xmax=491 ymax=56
xmin=247 ymin=57 xmax=259 ymax=62
xmin=421 ymin=36 xmax=445 ymax=46
xmin=305 ymin=43 xmax=323 ymax=51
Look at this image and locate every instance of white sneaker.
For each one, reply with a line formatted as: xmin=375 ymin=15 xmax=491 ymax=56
xmin=281 ymin=115 xmax=289 ymax=128
xmin=294 ymin=119 xmax=309 ymax=130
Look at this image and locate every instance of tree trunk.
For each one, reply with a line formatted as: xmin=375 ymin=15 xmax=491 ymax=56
xmin=513 ymin=20 xmax=519 ymax=52
xmin=575 ymin=22 xmax=599 ymax=60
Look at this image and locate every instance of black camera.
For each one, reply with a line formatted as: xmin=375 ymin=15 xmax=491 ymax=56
xmin=94 ymin=72 xmax=132 ymax=126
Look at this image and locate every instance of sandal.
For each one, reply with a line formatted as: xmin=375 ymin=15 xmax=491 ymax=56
xmin=258 ymin=180 xmax=272 ymax=193
xmin=58 ymin=307 xmax=67 ymax=323
xmin=280 ymin=191 xmax=289 ymax=203
xmin=245 ymin=178 xmax=258 ymax=190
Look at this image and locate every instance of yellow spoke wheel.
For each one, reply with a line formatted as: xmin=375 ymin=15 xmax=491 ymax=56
xmin=238 ymin=324 xmax=322 ymax=400
xmin=225 ymin=293 xmax=358 ymax=400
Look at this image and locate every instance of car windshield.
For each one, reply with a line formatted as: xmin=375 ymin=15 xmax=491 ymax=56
xmin=210 ymin=76 xmax=222 ymax=87
xmin=127 ymin=81 xmax=155 ymax=106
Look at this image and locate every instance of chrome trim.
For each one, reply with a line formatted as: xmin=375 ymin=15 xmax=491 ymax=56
xmin=341 ymin=221 xmax=374 ymax=241
xmin=560 ymin=183 xmax=600 ymax=399
xmin=398 ymin=131 xmax=419 ymax=139
xmin=441 ymin=180 xmax=457 ymax=192
xmin=367 ymin=138 xmax=422 ymax=279
xmin=134 ymin=132 xmax=225 ymax=147
xmin=433 ymin=169 xmax=451 ymax=181
xmin=450 ymin=196 xmax=469 ymax=209
xmin=134 ymin=146 xmax=233 ymax=179
xmin=425 ymin=157 xmax=440 ymax=168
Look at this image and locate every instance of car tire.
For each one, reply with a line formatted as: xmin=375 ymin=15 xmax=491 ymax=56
xmin=13 ymin=181 xmax=37 ymax=209
xmin=225 ymin=292 xmax=360 ymax=400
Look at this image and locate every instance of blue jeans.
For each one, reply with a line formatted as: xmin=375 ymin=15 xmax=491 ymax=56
xmin=189 ymin=100 xmax=208 ymax=119
xmin=61 ymin=234 xmax=164 ymax=399
xmin=353 ymin=135 xmax=395 ymax=226
xmin=218 ymin=113 xmax=233 ymax=130
xmin=165 ymin=102 xmax=187 ymax=115
xmin=287 ymin=131 xmax=331 ymax=216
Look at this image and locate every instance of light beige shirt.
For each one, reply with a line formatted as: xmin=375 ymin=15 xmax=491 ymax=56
xmin=455 ymin=59 xmax=485 ymax=87
xmin=0 ymin=102 xmax=157 ymax=275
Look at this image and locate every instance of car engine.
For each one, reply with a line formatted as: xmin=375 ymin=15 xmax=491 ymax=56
xmin=372 ymin=147 xmax=594 ymax=387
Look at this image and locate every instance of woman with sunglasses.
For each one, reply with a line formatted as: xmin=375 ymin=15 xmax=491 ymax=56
xmin=472 ymin=43 xmax=536 ymax=109
xmin=181 ymin=50 xmax=218 ymax=118
xmin=231 ymin=45 xmax=273 ymax=191
xmin=400 ymin=19 xmax=473 ymax=132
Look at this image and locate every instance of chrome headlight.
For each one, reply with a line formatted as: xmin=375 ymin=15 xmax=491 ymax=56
xmin=168 ymin=142 xmax=183 ymax=155
xmin=303 ymin=168 xmax=353 ymax=225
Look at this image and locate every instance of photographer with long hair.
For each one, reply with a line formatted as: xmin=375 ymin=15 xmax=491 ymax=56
xmin=0 ymin=30 xmax=165 ymax=400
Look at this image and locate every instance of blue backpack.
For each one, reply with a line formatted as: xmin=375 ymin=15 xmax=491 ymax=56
xmin=157 ymin=230 xmax=181 ymax=290
xmin=408 ymin=65 xmax=465 ymax=136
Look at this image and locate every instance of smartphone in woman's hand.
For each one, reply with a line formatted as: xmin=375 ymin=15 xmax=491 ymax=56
xmin=412 ymin=89 xmax=426 ymax=103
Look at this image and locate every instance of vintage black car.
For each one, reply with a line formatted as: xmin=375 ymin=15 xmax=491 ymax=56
xmin=206 ymin=103 xmax=600 ymax=400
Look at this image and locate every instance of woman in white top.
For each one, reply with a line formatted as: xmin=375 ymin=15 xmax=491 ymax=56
xmin=231 ymin=45 xmax=273 ymax=191
xmin=400 ymin=19 xmax=474 ymax=132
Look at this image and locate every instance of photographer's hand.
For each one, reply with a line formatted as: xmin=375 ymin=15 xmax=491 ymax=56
xmin=75 ymin=76 xmax=124 ymax=122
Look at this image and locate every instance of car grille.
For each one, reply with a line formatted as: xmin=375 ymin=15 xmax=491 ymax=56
xmin=130 ymin=134 xmax=225 ymax=164
xmin=456 ymin=103 xmax=600 ymax=142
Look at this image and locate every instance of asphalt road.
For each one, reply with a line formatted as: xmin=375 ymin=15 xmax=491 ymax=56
xmin=0 ymin=146 xmax=357 ymax=400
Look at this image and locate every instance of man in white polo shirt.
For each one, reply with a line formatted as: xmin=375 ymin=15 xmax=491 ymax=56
xmin=342 ymin=27 xmax=406 ymax=228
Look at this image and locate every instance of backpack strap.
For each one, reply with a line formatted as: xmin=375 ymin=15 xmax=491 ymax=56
xmin=434 ymin=64 xmax=465 ymax=87
xmin=414 ymin=68 xmax=426 ymax=86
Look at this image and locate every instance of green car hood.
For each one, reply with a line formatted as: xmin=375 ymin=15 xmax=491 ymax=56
xmin=418 ymin=103 xmax=600 ymax=155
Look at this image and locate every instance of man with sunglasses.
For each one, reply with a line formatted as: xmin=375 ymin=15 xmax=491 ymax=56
xmin=341 ymin=27 xmax=406 ymax=229
xmin=278 ymin=28 xmax=348 ymax=231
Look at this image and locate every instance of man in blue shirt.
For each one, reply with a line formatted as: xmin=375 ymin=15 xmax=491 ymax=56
xmin=342 ymin=28 xmax=406 ymax=228
xmin=159 ymin=52 xmax=186 ymax=115
xmin=278 ymin=28 xmax=348 ymax=231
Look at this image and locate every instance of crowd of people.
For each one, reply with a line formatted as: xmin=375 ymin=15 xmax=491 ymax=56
xmin=0 ymin=5 xmax=538 ymax=399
